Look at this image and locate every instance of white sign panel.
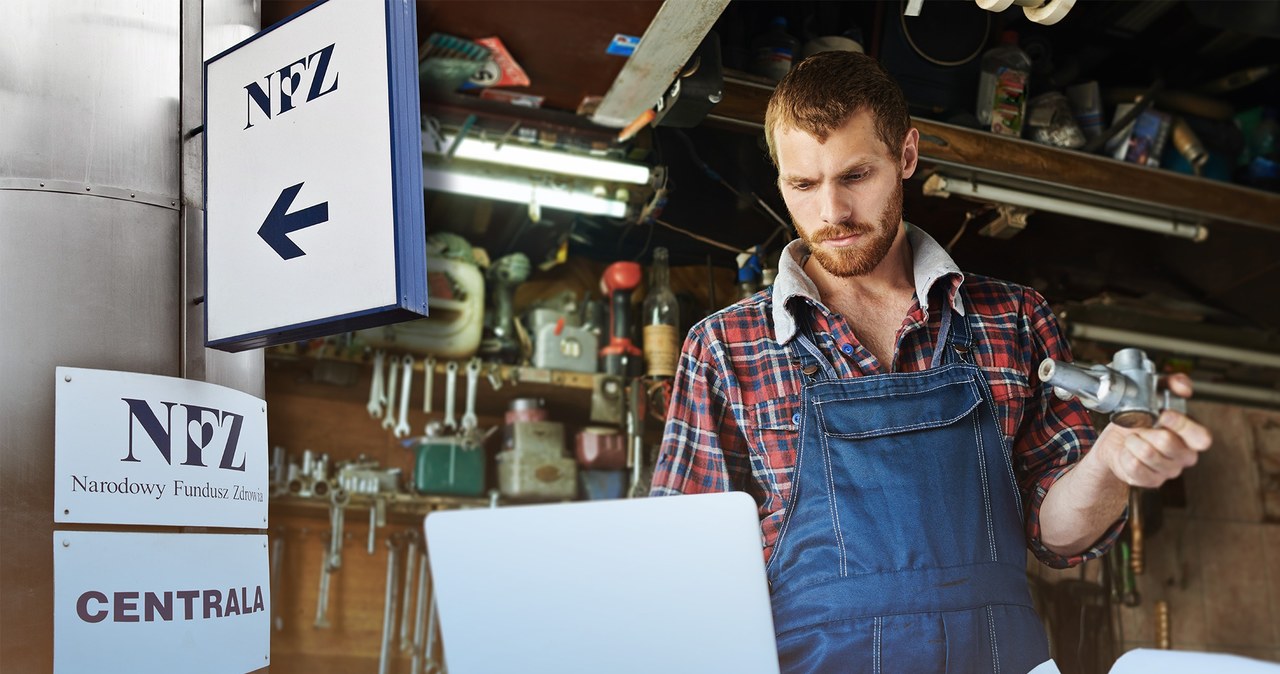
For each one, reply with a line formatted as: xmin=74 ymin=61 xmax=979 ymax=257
xmin=54 ymin=531 xmax=269 ymax=674
xmin=205 ymin=0 xmax=426 ymax=351
xmin=54 ymin=366 xmax=268 ymax=528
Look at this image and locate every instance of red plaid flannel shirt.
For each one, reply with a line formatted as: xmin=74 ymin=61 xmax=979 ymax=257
xmin=651 ymin=227 xmax=1122 ymax=568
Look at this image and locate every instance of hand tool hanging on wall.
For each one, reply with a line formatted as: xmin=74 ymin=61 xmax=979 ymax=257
xmin=461 ymin=358 xmax=481 ymax=442
xmin=314 ymin=488 xmax=349 ymax=628
xmin=270 ymin=534 xmax=285 ymax=632
xmin=1039 ymin=348 xmax=1186 ymax=428
xmin=379 ymin=533 xmax=402 ymax=674
xmin=1129 ymin=488 xmax=1144 ymax=575
xmin=382 ymin=360 xmax=400 ymax=431
xmin=367 ymin=350 xmax=387 ymax=417
xmin=480 ymin=252 xmax=531 ymax=363
xmin=411 ymin=545 xmax=431 ymax=674
xmin=395 ymin=354 xmax=415 ymax=438
xmin=599 ymin=262 xmax=643 ymax=377
xmin=314 ymin=535 xmax=335 ymax=629
xmin=400 ymin=531 xmax=419 ymax=654
xmin=423 ymin=356 xmax=436 ymax=415
xmin=443 ymin=361 xmax=459 ymax=434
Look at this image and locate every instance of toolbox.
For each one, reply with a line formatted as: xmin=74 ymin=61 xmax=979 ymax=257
xmin=413 ymin=439 xmax=486 ymax=496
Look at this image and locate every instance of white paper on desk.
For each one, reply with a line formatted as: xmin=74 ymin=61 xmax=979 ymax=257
xmin=1029 ymin=659 xmax=1062 ymax=674
xmin=1110 ymin=648 xmax=1280 ymax=673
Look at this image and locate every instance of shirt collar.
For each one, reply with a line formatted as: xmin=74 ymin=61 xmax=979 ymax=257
xmin=771 ymin=223 xmax=966 ymax=345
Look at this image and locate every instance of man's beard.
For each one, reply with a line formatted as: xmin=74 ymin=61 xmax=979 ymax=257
xmin=800 ymin=180 xmax=903 ymax=278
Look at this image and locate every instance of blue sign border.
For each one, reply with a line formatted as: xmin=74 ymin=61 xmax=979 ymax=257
xmin=203 ymin=0 xmax=427 ymax=352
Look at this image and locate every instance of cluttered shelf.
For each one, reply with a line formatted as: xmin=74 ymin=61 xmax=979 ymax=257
xmin=709 ymin=69 xmax=1280 ymax=231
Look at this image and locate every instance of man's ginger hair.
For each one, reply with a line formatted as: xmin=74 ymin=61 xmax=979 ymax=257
xmin=764 ymin=51 xmax=912 ymax=166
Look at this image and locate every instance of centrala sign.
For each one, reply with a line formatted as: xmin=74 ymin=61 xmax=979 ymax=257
xmin=55 ymin=531 xmax=270 ymax=673
xmin=55 ymin=366 xmax=268 ymax=529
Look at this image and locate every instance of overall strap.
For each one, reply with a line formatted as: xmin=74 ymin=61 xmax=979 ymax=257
xmin=792 ymin=304 xmax=839 ymax=382
xmin=936 ymin=290 xmax=973 ymax=367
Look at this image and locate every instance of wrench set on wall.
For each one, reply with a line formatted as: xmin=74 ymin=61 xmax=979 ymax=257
xmin=366 ymin=351 xmax=497 ymax=442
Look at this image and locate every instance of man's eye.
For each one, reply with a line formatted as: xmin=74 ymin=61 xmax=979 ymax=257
xmin=791 ymin=182 xmax=812 ymax=191
xmin=843 ymin=173 xmax=866 ymax=182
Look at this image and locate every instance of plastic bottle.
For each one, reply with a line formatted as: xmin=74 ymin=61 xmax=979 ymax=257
xmin=749 ymin=16 xmax=798 ymax=82
xmin=642 ymin=247 xmax=681 ymax=378
xmin=976 ymin=31 xmax=1032 ymax=137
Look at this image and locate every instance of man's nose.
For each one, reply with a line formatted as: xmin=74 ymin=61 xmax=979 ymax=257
xmin=819 ymin=184 xmax=854 ymax=225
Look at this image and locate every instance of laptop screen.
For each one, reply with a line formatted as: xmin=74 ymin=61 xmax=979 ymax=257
xmin=425 ymin=491 xmax=781 ymax=674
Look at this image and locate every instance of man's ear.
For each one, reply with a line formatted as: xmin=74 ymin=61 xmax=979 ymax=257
xmin=900 ymin=128 xmax=920 ymax=180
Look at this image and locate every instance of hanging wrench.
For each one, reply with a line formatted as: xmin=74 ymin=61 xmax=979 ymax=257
xmin=328 ymin=488 xmax=349 ymax=571
xmin=461 ymin=358 xmax=481 ymax=438
xmin=379 ymin=534 xmax=402 ymax=674
xmin=400 ymin=531 xmax=419 ymax=652
xmin=367 ymin=350 xmax=386 ymax=417
xmin=486 ymin=361 xmax=504 ymax=391
xmin=411 ymin=547 xmax=430 ymax=674
xmin=423 ymin=356 xmax=436 ymax=414
xmin=381 ymin=358 xmax=399 ymax=431
xmin=270 ymin=535 xmax=284 ymax=632
xmin=443 ymin=361 xmax=459 ymax=433
xmin=395 ymin=354 xmax=414 ymax=438
xmin=314 ymin=536 xmax=334 ymax=628
xmin=368 ymin=495 xmax=386 ymax=555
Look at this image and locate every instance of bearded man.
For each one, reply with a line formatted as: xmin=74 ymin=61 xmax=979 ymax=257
xmin=651 ymin=51 xmax=1210 ymax=673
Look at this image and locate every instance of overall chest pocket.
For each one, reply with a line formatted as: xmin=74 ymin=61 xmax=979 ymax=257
xmin=816 ymin=378 xmax=981 ymax=439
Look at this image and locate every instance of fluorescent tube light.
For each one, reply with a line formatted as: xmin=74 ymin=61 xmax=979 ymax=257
xmin=1068 ymin=322 xmax=1280 ymax=370
xmin=433 ymin=135 xmax=652 ymax=185
xmin=924 ymin=173 xmax=1209 ymax=242
xmin=423 ymin=165 xmax=629 ymax=218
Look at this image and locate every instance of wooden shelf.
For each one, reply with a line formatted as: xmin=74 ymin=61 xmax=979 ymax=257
xmin=272 ymin=493 xmax=491 ymax=521
xmin=709 ymin=70 xmax=1280 ymax=232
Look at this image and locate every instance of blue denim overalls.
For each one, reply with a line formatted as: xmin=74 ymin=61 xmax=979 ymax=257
xmin=767 ymin=303 xmax=1050 ymax=673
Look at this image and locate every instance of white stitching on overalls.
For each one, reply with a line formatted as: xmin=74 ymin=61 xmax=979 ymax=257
xmin=874 ymin=616 xmax=882 ymax=674
xmin=818 ymin=411 xmax=849 ymax=577
xmin=987 ymin=605 xmax=1001 ymax=673
xmin=973 ymin=411 xmax=997 ymax=562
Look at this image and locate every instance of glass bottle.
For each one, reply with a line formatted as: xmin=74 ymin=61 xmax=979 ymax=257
xmin=642 ymin=247 xmax=681 ymax=378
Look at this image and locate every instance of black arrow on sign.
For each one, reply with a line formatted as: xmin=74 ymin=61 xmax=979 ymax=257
xmin=257 ymin=182 xmax=329 ymax=260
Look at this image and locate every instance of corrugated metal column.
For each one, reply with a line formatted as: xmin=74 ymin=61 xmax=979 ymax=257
xmin=183 ymin=0 xmax=264 ymax=394
xmin=0 ymin=1 xmax=260 ymax=668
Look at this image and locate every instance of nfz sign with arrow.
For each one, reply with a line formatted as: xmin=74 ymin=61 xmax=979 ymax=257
xmin=204 ymin=0 xmax=426 ymax=351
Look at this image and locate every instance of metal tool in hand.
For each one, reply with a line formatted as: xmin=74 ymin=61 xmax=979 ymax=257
xmin=395 ymin=354 xmax=415 ymax=438
xmin=461 ymin=357 xmax=481 ymax=438
xmin=367 ymin=350 xmax=386 ymax=417
xmin=1038 ymin=347 xmax=1187 ymax=429
xmin=443 ymin=360 xmax=459 ymax=433
xmin=381 ymin=358 xmax=400 ymax=430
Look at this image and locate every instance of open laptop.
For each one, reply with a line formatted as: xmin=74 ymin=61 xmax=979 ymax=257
xmin=424 ymin=491 xmax=781 ymax=674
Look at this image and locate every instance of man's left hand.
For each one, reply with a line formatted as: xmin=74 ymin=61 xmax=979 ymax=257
xmin=1092 ymin=374 xmax=1213 ymax=489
